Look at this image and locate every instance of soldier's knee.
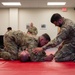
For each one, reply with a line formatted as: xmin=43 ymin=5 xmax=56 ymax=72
xmin=1 ymin=52 xmax=11 ymax=60
xmin=54 ymin=56 xmax=61 ymax=62
xmin=55 ymin=58 xmax=60 ymax=62
xmin=55 ymin=56 xmax=64 ymax=62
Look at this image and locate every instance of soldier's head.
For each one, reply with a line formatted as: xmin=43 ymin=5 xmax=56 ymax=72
xmin=51 ymin=13 xmax=63 ymax=27
xmin=38 ymin=33 xmax=51 ymax=47
xmin=19 ymin=51 xmax=30 ymax=62
xmin=30 ymin=22 xmax=33 ymax=27
xmin=7 ymin=27 xmax=12 ymax=31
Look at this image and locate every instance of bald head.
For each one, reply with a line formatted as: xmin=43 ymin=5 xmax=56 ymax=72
xmin=19 ymin=51 xmax=30 ymax=62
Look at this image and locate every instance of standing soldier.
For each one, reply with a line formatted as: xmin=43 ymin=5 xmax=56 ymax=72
xmin=27 ymin=22 xmax=38 ymax=35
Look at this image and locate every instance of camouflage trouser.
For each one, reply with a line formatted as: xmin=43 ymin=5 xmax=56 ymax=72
xmin=55 ymin=44 xmax=75 ymax=62
xmin=0 ymin=51 xmax=19 ymax=60
xmin=0 ymin=51 xmax=18 ymax=60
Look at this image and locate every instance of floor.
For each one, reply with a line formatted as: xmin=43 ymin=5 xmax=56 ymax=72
xmin=0 ymin=48 xmax=75 ymax=75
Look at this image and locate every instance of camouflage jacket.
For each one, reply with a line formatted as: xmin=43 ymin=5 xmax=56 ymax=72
xmin=28 ymin=26 xmax=38 ymax=35
xmin=4 ymin=30 xmax=38 ymax=54
xmin=42 ymin=18 xmax=75 ymax=49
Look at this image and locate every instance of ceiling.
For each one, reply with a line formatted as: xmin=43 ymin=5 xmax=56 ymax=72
xmin=0 ymin=0 xmax=75 ymax=8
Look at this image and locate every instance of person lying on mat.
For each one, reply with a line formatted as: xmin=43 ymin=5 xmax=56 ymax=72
xmin=0 ymin=30 xmax=54 ymax=61
xmin=33 ymin=13 xmax=75 ymax=62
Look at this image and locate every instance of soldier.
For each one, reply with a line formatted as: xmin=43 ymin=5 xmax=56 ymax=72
xmin=27 ymin=22 xmax=38 ymax=35
xmin=0 ymin=30 xmax=54 ymax=61
xmin=33 ymin=13 xmax=75 ymax=62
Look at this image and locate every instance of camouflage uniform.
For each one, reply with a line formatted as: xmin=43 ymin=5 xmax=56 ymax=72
xmin=0 ymin=30 xmax=46 ymax=61
xmin=28 ymin=26 xmax=38 ymax=35
xmin=42 ymin=18 xmax=75 ymax=62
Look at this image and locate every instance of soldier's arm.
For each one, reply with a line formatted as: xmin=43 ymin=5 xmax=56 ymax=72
xmin=42 ymin=25 xmax=72 ymax=50
xmin=34 ymin=28 xmax=38 ymax=35
xmin=26 ymin=37 xmax=38 ymax=53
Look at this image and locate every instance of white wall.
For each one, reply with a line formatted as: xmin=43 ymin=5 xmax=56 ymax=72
xmin=0 ymin=8 xmax=19 ymax=35
xmin=0 ymin=8 xmax=75 ymax=40
xmin=18 ymin=9 xmax=58 ymax=39
xmin=0 ymin=9 xmax=9 ymax=35
xmin=9 ymin=8 xmax=18 ymax=30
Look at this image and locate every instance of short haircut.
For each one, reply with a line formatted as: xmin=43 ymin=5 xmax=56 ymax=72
xmin=7 ymin=27 xmax=12 ymax=31
xmin=50 ymin=13 xmax=62 ymax=23
xmin=42 ymin=33 xmax=51 ymax=41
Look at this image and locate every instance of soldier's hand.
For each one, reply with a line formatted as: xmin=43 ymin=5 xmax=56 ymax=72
xmin=32 ymin=47 xmax=43 ymax=54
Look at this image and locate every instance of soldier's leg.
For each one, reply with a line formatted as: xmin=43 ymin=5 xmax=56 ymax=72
xmin=55 ymin=44 xmax=75 ymax=62
xmin=0 ymin=48 xmax=4 ymax=58
xmin=4 ymin=34 xmax=18 ymax=60
xmin=62 ymin=53 xmax=75 ymax=62
xmin=43 ymin=54 xmax=54 ymax=61
xmin=54 ymin=45 xmax=63 ymax=56
xmin=54 ymin=50 xmax=60 ymax=57
xmin=0 ymin=51 xmax=11 ymax=60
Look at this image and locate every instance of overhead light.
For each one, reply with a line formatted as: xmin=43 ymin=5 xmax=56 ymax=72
xmin=47 ymin=2 xmax=66 ymax=5
xmin=2 ymin=2 xmax=21 ymax=6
